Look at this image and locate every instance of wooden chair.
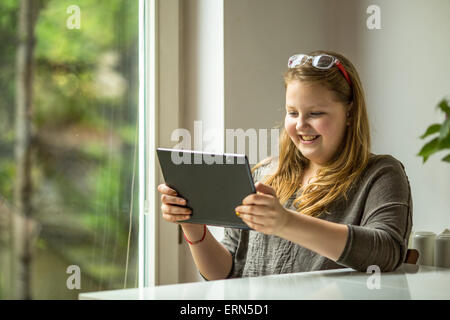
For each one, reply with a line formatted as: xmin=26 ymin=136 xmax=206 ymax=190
xmin=404 ymin=249 xmax=419 ymax=264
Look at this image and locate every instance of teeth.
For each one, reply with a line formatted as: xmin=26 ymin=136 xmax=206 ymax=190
xmin=301 ymin=135 xmax=318 ymax=141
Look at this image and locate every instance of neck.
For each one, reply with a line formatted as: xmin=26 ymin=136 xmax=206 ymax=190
xmin=305 ymin=161 xmax=322 ymax=176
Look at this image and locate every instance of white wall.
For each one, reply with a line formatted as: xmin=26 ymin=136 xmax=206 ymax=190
xmin=179 ymin=0 xmax=450 ymax=283
xmin=355 ymin=0 xmax=450 ymax=234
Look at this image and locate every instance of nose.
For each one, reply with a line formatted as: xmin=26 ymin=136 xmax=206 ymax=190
xmin=295 ymin=114 xmax=309 ymax=131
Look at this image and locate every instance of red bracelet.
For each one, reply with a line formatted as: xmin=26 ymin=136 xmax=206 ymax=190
xmin=183 ymin=224 xmax=207 ymax=245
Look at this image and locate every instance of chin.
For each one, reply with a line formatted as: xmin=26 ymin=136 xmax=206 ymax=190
xmin=297 ymin=144 xmax=323 ymax=161
xmin=299 ymin=149 xmax=317 ymax=160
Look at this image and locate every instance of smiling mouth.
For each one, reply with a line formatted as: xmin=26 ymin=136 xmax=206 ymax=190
xmin=299 ymin=135 xmax=320 ymax=141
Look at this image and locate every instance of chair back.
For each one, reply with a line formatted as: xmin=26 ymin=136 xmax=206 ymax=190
xmin=404 ymin=248 xmax=419 ymax=264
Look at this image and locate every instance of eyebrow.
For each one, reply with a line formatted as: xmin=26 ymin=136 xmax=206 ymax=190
xmin=285 ymin=104 xmax=329 ymax=109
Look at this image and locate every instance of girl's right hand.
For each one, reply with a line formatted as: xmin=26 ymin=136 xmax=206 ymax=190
xmin=157 ymin=183 xmax=192 ymax=224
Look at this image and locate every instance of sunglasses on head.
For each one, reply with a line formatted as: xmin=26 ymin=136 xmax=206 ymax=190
xmin=287 ymin=54 xmax=352 ymax=87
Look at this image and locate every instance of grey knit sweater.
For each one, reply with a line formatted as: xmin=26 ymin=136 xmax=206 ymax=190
xmin=221 ymin=154 xmax=413 ymax=277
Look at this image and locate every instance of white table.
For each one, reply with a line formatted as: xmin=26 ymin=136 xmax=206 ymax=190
xmin=79 ymin=264 xmax=450 ymax=300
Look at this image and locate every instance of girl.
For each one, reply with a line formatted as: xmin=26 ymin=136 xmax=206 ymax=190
xmin=158 ymin=50 xmax=413 ymax=280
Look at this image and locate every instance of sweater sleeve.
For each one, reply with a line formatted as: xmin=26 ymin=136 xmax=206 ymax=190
xmin=336 ymin=157 xmax=413 ymax=272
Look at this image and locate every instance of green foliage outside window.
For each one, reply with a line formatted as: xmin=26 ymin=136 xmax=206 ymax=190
xmin=0 ymin=0 xmax=139 ymax=299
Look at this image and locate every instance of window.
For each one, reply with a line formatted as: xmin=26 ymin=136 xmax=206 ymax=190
xmin=0 ymin=0 xmax=139 ymax=299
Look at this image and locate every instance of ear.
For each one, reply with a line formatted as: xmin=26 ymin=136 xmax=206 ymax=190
xmin=346 ymin=102 xmax=353 ymax=125
xmin=348 ymin=101 xmax=353 ymax=111
xmin=346 ymin=101 xmax=353 ymax=117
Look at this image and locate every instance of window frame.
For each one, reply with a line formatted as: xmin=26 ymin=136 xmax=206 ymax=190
xmin=139 ymin=0 xmax=182 ymax=287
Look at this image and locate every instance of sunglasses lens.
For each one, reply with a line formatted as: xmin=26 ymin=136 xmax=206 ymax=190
xmin=314 ymin=55 xmax=334 ymax=69
xmin=288 ymin=54 xmax=308 ymax=68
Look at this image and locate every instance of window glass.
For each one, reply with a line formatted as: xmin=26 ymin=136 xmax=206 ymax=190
xmin=0 ymin=0 xmax=139 ymax=299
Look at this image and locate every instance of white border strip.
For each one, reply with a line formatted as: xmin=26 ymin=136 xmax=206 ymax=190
xmin=147 ymin=0 xmax=158 ymax=287
xmin=138 ymin=0 xmax=145 ymax=289
xmin=139 ymin=0 xmax=158 ymax=288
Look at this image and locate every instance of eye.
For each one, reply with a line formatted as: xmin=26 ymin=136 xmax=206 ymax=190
xmin=287 ymin=111 xmax=298 ymax=116
xmin=310 ymin=112 xmax=324 ymax=116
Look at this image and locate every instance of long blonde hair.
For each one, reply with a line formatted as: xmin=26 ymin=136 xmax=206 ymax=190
xmin=252 ymin=50 xmax=371 ymax=217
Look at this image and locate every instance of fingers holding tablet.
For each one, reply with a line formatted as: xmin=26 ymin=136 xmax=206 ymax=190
xmin=157 ymin=183 xmax=178 ymax=196
xmin=161 ymin=193 xmax=186 ymax=206
xmin=158 ymin=183 xmax=192 ymax=223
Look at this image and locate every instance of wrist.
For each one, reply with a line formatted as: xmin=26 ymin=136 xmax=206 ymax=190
xmin=182 ymin=224 xmax=207 ymax=245
xmin=274 ymin=208 xmax=294 ymax=238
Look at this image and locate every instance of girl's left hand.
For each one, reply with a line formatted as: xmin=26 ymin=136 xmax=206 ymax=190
xmin=235 ymin=182 xmax=290 ymax=236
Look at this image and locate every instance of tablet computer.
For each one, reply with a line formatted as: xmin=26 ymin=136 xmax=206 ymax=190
xmin=156 ymin=147 xmax=255 ymax=229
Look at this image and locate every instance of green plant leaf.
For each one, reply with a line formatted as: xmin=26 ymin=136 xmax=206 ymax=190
xmin=420 ymin=123 xmax=441 ymax=139
xmin=439 ymin=117 xmax=450 ymax=141
xmin=437 ymin=99 xmax=450 ymax=115
xmin=438 ymin=134 xmax=450 ymax=149
xmin=442 ymin=154 xmax=450 ymax=163
xmin=417 ymin=137 xmax=440 ymax=163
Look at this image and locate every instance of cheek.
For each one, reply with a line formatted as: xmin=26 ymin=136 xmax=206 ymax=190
xmin=315 ymin=120 xmax=333 ymax=136
xmin=317 ymin=117 xmax=346 ymax=141
xmin=284 ymin=117 xmax=298 ymax=137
